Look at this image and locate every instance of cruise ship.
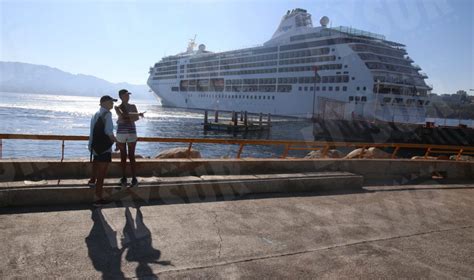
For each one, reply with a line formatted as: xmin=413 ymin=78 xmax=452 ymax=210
xmin=147 ymin=8 xmax=432 ymax=123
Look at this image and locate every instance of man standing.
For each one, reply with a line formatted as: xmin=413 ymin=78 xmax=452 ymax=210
xmin=88 ymin=95 xmax=117 ymax=206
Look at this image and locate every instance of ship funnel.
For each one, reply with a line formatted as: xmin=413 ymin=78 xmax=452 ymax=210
xmin=271 ymin=8 xmax=313 ymax=40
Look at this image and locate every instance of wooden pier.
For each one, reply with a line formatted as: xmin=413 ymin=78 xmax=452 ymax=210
xmin=203 ymin=110 xmax=271 ymax=133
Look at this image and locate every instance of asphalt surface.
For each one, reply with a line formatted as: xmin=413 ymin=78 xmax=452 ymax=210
xmin=0 ymin=184 xmax=473 ymax=279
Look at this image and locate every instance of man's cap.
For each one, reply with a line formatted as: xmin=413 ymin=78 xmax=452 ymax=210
xmin=119 ymin=89 xmax=132 ymax=96
xmin=100 ymin=95 xmax=118 ymax=103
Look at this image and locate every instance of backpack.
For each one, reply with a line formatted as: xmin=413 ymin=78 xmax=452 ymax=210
xmin=91 ymin=112 xmax=114 ymax=155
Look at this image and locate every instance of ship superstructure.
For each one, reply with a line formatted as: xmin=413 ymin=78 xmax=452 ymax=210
xmin=147 ymin=8 xmax=431 ymax=123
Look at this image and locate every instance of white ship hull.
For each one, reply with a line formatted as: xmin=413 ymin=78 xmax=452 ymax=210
xmin=148 ymin=83 xmax=426 ymax=123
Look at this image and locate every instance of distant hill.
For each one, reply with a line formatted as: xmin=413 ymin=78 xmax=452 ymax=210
xmin=0 ymin=61 xmax=154 ymax=99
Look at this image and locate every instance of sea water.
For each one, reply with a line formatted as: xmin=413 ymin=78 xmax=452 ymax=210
xmin=0 ymin=92 xmax=317 ymax=159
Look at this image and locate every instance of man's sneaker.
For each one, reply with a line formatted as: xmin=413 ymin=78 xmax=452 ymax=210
xmin=93 ymin=199 xmax=108 ymax=207
xmin=87 ymin=180 xmax=96 ymax=188
xmin=120 ymin=177 xmax=128 ymax=187
xmin=130 ymin=177 xmax=139 ymax=188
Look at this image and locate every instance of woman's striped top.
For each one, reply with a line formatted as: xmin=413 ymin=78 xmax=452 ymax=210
xmin=116 ymin=103 xmax=137 ymax=134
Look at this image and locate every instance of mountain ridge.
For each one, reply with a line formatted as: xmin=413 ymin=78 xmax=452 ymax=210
xmin=0 ymin=61 xmax=153 ymax=99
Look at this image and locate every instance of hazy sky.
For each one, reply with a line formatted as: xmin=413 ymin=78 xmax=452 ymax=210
xmin=1 ymin=0 xmax=473 ymax=94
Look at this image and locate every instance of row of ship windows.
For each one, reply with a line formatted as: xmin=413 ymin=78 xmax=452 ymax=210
xmin=279 ymin=47 xmax=330 ymax=59
xmin=380 ymin=97 xmax=429 ymax=106
xmin=350 ymin=44 xmax=405 ymax=59
xmin=189 ymin=46 xmax=278 ymax=63
xmin=176 ymin=76 xmax=351 ymax=88
xmin=358 ymin=53 xmax=411 ymax=67
xmin=158 ymin=46 xmax=333 ymax=72
xmin=187 ymin=64 xmax=345 ymax=76
xmin=154 ymin=66 xmax=178 ymax=72
xmin=225 ymin=85 xmax=292 ymax=92
xmin=154 ymin=70 xmax=179 ymax=76
xmin=222 ymin=75 xmax=351 ymax=84
xmin=196 ymin=94 xmax=276 ymax=100
xmin=298 ymin=85 xmax=349 ymax=92
xmin=221 ymin=54 xmax=278 ymax=66
xmin=348 ymin=96 xmax=368 ymax=102
xmin=172 ymin=84 xmax=370 ymax=93
xmin=373 ymin=74 xmax=426 ymax=87
xmin=174 ymin=64 xmax=345 ymax=78
xmin=176 ymin=56 xmax=339 ymax=75
xmin=156 ymin=76 xmax=356 ymax=85
xmin=186 ymin=37 xmax=398 ymax=65
xmin=155 ymin=38 xmax=405 ymax=70
xmin=187 ymin=46 xmax=330 ymax=67
xmin=175 ymin=85 xmax=292 ymax=93
xmin=184 ymin=51 xmax=335 ymax=72
xmin=376 ymin=85 xmax=428 ymax=96
xmin=365 ymin=62 xmax=419 ymax=75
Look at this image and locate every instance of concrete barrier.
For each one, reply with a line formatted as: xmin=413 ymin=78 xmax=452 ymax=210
xmin=0 ymin=159 xmax=472 ymax=184
xmin=0 ymin=172 xmax=363 ymax=207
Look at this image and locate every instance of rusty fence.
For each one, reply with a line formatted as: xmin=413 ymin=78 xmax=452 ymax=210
xmin=0 ymin=133 xmax=473 ymax=161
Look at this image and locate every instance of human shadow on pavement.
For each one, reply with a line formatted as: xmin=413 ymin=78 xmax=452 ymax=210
xmin=122 ymin=206 xmax=173 ymax=279
xmin=85 ymin=208 xmax=126 ymax=279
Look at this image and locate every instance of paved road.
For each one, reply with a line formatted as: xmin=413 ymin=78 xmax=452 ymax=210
xmin=0 ymin=184 xmax=473 ymax=279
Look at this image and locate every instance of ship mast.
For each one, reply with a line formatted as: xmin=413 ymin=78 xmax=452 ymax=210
xmin=186 ymin=35 xmax=197 ymax=53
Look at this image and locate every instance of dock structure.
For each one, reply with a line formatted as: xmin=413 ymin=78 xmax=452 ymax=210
xmin=203 ymin=110 xmax=271 ymax=133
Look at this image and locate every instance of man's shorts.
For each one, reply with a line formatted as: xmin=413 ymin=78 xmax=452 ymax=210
xmin=93 ymin=152 xmax=112 ymax=162
xmin=116 ymin=133 xmax=138 ymax=143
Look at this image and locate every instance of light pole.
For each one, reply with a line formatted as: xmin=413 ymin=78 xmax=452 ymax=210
xmin=372 ymin=79 xmax=380 ymax=123
xmin=312 ymin=65 xmax=319 ymax=121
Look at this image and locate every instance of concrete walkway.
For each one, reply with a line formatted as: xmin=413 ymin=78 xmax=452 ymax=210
xmin=0 ymin=184 xmax=473 ymax=279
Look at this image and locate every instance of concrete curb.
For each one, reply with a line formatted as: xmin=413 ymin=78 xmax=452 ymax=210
xmin=0 ymin=159 xmax=472 ymax=185
xmin=0 ymin=172 xmax=363 ymax=207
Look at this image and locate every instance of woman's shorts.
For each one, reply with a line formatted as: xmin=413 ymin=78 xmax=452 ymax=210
xmin=116 ymin=133 xmax=138 ymax=143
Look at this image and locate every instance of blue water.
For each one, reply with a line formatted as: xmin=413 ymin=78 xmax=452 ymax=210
xmin=0 ymin=92 xmax=317 ymax=159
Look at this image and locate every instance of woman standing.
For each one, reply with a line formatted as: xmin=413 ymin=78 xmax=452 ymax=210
xmin=115 ymin=89 xmax=144 ymax=187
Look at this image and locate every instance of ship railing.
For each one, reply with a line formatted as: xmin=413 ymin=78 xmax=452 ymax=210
xmin=1 ymin=133 xmax=474 ymax=161
xmin=331 ymin=26 xmax=386 ymax=41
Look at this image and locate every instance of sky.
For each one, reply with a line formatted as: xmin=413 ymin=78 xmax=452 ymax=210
xmin=1 ymin=0 xmax=473 ymax=94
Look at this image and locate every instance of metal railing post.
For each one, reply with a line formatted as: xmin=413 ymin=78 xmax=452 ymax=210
xmin=322 ymin=145 xmax=329 ymax=157
xmin=281 ymin=144 xmax=290 ymax=159
xmin=391 ymin=146 xmax=400 ymax=159
xmin=61 ymin=140 xmax=65 ymax=162
xmin=186 ymin=142 xmax=193 ymax=158
xmin=424 ymin=147 xmax=431 ymax=158
xmin=456 ymin=149 xmax=463 ymax=161
xmin=237 ymin=144 xmax=245 ymax=159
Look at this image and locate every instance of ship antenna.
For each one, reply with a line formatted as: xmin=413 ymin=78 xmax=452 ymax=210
xmin=187 ymin=34 xmax=197 ymax=53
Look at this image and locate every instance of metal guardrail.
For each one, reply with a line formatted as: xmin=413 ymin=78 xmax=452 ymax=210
xmin=0 ymin=133 xmax=473 ymax=161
